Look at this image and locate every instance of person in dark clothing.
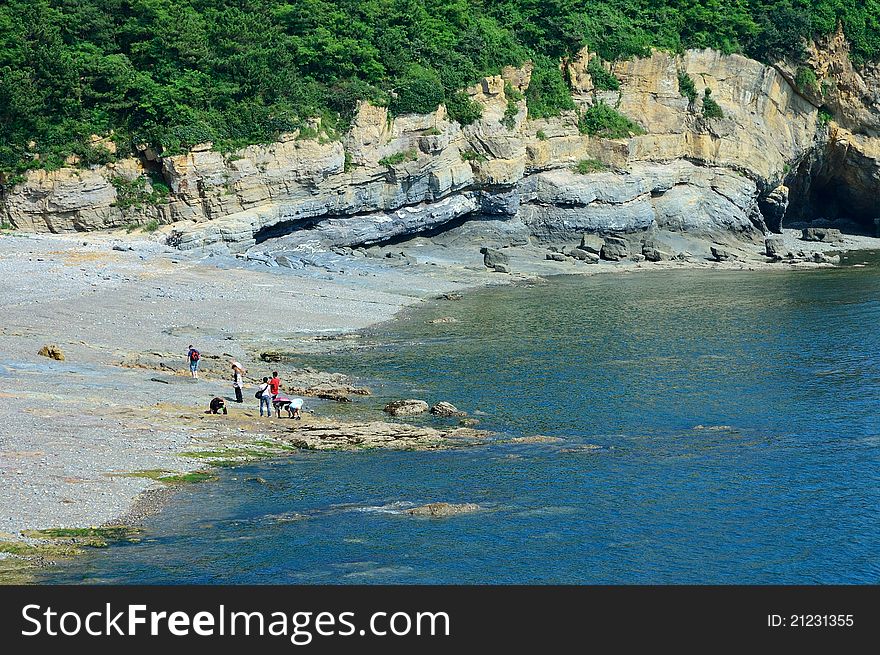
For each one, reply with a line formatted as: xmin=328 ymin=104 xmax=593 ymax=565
xmin=208 ymin=397 xmax=227 ymax=415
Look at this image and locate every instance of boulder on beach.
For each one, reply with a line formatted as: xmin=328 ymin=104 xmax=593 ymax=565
xmin=802 ymin=227 xmax=842 ymax=243
xmin=384 ymin=399 xmax=429 ymax=416
xmin=546 ymin=251 xmax=566 ymax=261
xmin=38 ymin=344 xmax=65 ymax=361
xmin=600 ymin=236 xmax=628 ymax=261
xmin=569 ymin=247 xmax=599 ymax=263
xmin=430 ymin=401 xmax=466 ymax=417
xmin=764 ymin=236 xmax=785 ymax=258
xmin=642 ymin=239 xmax=671 ymax=262
xmin=812 ymin=251 xmax=840 ymax=264
xmin=407 ymin=502 xmax=481 ymax=517
xmin=479 ymin=247 xmax=508 ymax=272
xmin=427 ymin=316 xmax=458 ymax=324
xmin=579 ymin=234 xmax=604 ymax=255
xmin=710 ymin=246 xmax=738 ymax=262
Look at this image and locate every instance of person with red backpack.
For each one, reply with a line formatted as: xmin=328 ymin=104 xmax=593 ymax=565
xmin=187 ymin=345 xmax=201 ymax=379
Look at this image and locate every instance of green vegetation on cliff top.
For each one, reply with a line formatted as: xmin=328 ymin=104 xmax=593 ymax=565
xmin=2 ymin=0 xmax=879 ymax=178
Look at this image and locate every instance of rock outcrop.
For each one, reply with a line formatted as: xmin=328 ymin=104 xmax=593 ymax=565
xmin=5 ymin=40 xmax=880 ymax=252
xmin=383 ymin=399 xmax=430 ymax=417
xmin=429 ymin=402 xmax=466 ymax=417
xmin=37 ymin=345 xmax=65 ymax=361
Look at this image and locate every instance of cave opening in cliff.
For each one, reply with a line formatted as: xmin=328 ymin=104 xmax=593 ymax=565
xmin=253 ymin=216 xmax=322 ymax=244
xmin=784 ymin=157 xmax=879 ymax=236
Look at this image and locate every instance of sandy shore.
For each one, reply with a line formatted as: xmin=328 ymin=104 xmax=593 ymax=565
xmin=1 ymin=225 xmax=879 ymax=572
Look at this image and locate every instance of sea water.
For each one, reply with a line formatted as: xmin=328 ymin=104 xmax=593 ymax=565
xmin=40 ymin=259 xmax=880 ymax=583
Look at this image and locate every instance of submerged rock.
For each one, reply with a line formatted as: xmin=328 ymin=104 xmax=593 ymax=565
xmin=38 ymin=344 xmax=65 ymax=361
xmin=407 ymin=502 xmax=481 ymax=517
xmin=384 ymin=399 xmax=429 ymax=416
xmin=508 ymin=435 xmax=564 ymax=444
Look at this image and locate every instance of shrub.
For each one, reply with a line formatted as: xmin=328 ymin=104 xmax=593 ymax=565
xmin=296 ymin=125 xmax=319 ymax=140
xmin=573 ymin=158 xmax=609 ymax=174
xmin=446 ymin=92 xmax=483 ymax=126
xmin=795 ymin=66 xmax=819 ymax=94
xmin=818 ymin=107 xmax=834 ymax=124
xmin=390 ymin=66 xmax=444 ymax=116
xmin=701 ymin=88 xmax=724 ymax=120
xmin=110 ymin=175 xmax=170 ymax=209
xmin=460 ymin=149 xmax=488 ymax=162
xmin=526 ymin=56 xmax=576 ymax=119
xmin=143 ymin=219 xmax=160 ymax=232
xmin=378 ymin=149 xmax=418 ymax=167
xmin=578 ymin=102 xmax=645 ymax=138
xmin=587 ymin=57 xmax=620 ymax=91
xmin=502 ymin=82 xmax=524 ymax=130
xmin=678 ymin=71 xmax=697 ymax=104
xmin=536 ymin=130 xmax=548 ymax=141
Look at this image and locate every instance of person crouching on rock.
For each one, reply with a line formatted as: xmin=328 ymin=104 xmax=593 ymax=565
xmin=273 ymin=395 xmax=304 ymax=419
xmin=257 ymin=377 xmax=272 ymax=417
xmin=208 ymin=397 xmax=227 ymax=415
xmin=272 ymin=394 xmax=303 ymax=419
xmin=272 ymin=394 xmax=293 ymax=418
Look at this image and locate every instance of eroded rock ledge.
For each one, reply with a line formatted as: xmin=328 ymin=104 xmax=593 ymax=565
xmin=4 ymin=43 xmax=880 ymax=251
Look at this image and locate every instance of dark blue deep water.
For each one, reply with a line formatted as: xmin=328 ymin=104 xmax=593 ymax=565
xmin=42 ymin=261 xmax=880 ymax=583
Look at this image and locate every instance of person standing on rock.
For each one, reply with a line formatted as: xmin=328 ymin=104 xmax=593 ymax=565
xmin=187 ymin=345 xmax=201 ymax=379
xmin=232 ymin=360 xmax=245 ymax=403
xmin=268 ymin=371 xmax=281 ymax=399
xmin=257 ymin=377 xmax=272 ymax=417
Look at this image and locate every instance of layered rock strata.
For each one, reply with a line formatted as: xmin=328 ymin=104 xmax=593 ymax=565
xmin=4 ymin=42 xmax=880 ymax=250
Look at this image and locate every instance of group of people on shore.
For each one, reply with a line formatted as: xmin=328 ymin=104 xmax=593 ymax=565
xmin=188 ymin=346 xmax=303 ymax=419
xmin=253 ymin=369 xmax=304 ymax=419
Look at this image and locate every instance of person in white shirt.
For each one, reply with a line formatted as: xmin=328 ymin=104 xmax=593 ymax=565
xmin=231 ymin=360 xmax=245 ymax=403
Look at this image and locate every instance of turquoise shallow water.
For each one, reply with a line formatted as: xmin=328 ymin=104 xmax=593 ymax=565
xmin=41 ymin=260 xmax=880 ymax=583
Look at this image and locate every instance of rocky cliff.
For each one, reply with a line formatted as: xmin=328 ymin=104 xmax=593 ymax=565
xmin=3 ymin=39 xmax=879 ymax=256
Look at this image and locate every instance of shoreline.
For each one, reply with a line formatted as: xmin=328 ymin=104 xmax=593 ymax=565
xmin=2 ymin=226 xmax=879 ymax=581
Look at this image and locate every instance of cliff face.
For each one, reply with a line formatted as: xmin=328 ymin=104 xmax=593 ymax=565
xmin=3 ymin=42 xmax=879 ymax=252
